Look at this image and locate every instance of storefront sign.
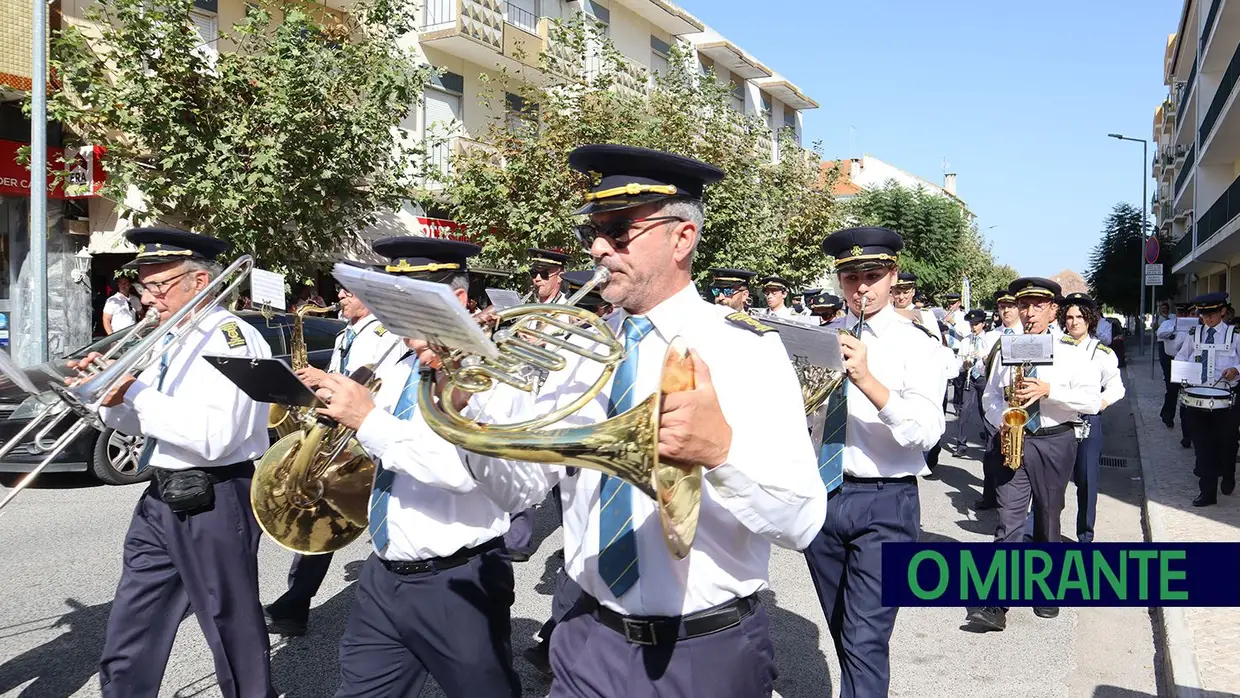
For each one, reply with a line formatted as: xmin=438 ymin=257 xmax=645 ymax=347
xmin=0 ymin=139 xmax=106 ymax=199
xmin=416 ymin=216 xmax=472 ymax=241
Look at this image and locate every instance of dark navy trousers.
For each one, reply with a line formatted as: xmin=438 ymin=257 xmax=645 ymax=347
xmin=547 ymin=597 xmax=776 ymax=697
xmin=269 ymin=552 xmax=333 ymax=623
xmin=1021 ymin=415 xmax=1103 ymax=543
xmin=1184 ymin=405 xmax=1239 ymax=498
xmin=993 ymin=429 xmax=1077 ymax=544
xmin=99 ymin=470 xmax=275 ymax=698
xmin=805 ymin=479 xmax=920 ymax=698
xmin=334 ymin=549 xmax=520 ymax=698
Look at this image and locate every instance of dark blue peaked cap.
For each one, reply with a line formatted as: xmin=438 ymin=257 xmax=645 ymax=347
xmin=822 ymin=227 xmax=904 ymax=271
xmin=1193 ymin=291 xmax=1229 ymax=312
xmin=371 ymin=236 xmax=481 ymax=281
xmin=122 ymin=227 xmax=230 ymax=269
xmin=569 ymin=144 xmax=725 ymax=215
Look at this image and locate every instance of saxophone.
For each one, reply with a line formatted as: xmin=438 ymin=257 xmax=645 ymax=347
xmin=999 ymin=363 xmax=1032 ymax=470
xmin=268 ymin=303 xmax=340 ymax=437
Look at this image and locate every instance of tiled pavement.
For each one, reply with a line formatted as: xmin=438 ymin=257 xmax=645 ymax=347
xmin=1126 ymin=358 xmax=1240 ymax=697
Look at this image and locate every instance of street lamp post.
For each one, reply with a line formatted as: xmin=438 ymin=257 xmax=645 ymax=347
xmin=1108 ymin=133 xmax=1151 ymax=361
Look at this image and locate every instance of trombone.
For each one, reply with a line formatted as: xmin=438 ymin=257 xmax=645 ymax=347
xmin=0 ymin=255 xmax=255 ymax=513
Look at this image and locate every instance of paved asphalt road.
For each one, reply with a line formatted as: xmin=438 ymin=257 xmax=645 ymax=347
xmin=0 ymin=401 xmax=1161 ymax=697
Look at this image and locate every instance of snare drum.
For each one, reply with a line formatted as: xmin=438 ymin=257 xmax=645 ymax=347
xmin=1180 ymin=386 xmax=1235 ymax=411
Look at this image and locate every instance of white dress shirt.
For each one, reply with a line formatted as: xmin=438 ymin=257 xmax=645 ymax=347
xmin=1158 ymin=317 xmax=1197 ymax=357
xmin=331 ymin=315 xmax=404 ymax=375
xmin=467 ymin=283 xmax=826 ymax=616
xmin=958 ymin=331 xmax=988 ymax=381
xmin=1095 ymin=317 xmax=1114 ymax=345
xmin=1173 ymin=321 xmax=1240 ymax=388
xmin=1072 ymin=335 xmax=1125 ymax=409
xmin=355 ymin=353 xmax=519 ymax=561
xmin=982 ymin=331 xmax=1101 ymax=430
xmin=772 ymin=304 xmax=795 ymax=319
xmin=100 ymin=307 xmax=272 ymax=470
xmin=826 ymin=305 xmax=946 ymax=478
xmin=103 ymin=292 xmax=142 ymax=332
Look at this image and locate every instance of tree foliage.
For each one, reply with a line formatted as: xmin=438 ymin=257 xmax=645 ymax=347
xmin=1086 ymin=202 xmax=1176 ymax=313
xmin=441 ymin=19 xmax=842 ymax=290
xmin=43 ymin=0 xmax=430 ymax=276
xmin=847 ymin=181 xmax=1013 ymax=304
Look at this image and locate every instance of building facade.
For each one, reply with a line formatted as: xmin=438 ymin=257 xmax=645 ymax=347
xmin=821 ymin=155 xmax=972 ymax=217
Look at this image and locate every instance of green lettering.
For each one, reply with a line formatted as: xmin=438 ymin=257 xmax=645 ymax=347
xmin=1011 ymin=547 xmax=1020 ymax=601
xmin=1093 ymin=549 xmax=1126 ymax=600
xmin=909 ymin=551 xmax=949 ymax=599
xmin=963 ymin=550 xmax=1004 ymax=601
xmin=1059 ymin=550 xmax=1090 ymax=600
xmin=1160 ymin=550 xmax=1189 ymax=601
xmin=1130 ymin=550 xmax=1158 ymax=600
xmin=1024 ymin=550 xmax=1055 ymax=601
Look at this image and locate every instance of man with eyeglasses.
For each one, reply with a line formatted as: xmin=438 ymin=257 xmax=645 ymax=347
xmin=457 ymin=144 xmax=826 ymax=696
xmin=758 ymin=275 xmax=796 ymax=319
xmin=264 ymin=263 xmax=403 ymax=638
xmin=707 ymin=267 xmax=755 ymax=311
xmin=967 ymin=277 xmax=1100 ymax=631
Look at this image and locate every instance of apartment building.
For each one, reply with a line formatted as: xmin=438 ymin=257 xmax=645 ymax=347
xmin=1160 ymin=0 xmax=1240 ymax=298
xmin=820 ymin=155 xmax=972 ymax=218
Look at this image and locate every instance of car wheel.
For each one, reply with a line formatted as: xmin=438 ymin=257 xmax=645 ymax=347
xmin=91 ymin=428 xmax=151 ymax=486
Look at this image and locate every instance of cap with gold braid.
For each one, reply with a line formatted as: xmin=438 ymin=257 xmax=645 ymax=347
xmin=528 ymin=247 xmax=569 ymax=271
xmin=992 ymin=287 xmax=1016 ymax=305
xmin=821 ymin=226 xmax=904 ymax=272
xmin=893 ymin=272 xmax=917 ymax=289
xmin=122 ymin=227 xmax=231 ymax=269
xmin=758 ymin=275 xmax=791 ymax=291
xmin=1191 ymin=291 xmax=1229 ymax=313
xmin=1008 ymin=277 xmax=1061 ymax=301
xmin=371 ymin=236 xmax=481 ymax=283
xmin=568 ymin=144 xmax=725 ymax=215
xmin=708 ymin=268 xmax=756 ymax=286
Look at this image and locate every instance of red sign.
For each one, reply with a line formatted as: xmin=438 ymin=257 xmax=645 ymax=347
xmin=417 ymin=216 xmax=473 ymax=242
xmin=1144 ymin=236 xmax=1160 ymax=264
xmin=0 ymin=138 xmax=106 ymax=199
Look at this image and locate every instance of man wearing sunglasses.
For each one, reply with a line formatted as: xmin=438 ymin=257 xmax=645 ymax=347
xmin=706 ymin=267 xmax=755 ymax=311
xmin=459 ymin=144 xmax=826 ymax=696
xmin=528 ymin=248 xmax=569 ymax=305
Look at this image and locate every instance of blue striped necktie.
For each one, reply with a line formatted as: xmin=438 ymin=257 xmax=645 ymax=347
xmin=135 ymin=334 xmax=173 ymax=473
xmin=597 ymin=315 xmax=654 ymax=598
xmin=1023 ymin=364 xmax=1041 ymax=433
xmin=817 ymin=381 xmax=848 ymax=492
xmin=339 ymin=328 xmax=357 ymax=368
xmin=1201 ymin=327 xmax=1218 ymax=383
xmin=368 ymin=361 xmax=420 ymax=554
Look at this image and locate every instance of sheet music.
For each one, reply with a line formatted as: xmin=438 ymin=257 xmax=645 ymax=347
xmin=250 ymin=268 xmax=287 ymax=311
xmin=486 ymin=288 xmax=523 ymax=310
xmin=1176 ymin=317 xmax=1201 ymax=332
xmin=760 ymin=316 xmax=845 ymax=372
xmin=1171 ymin=359 xmax=1208 ymax=385
xmin=1000 ymin=334 xmax=1054 ymax=365
xmin=331 ymin=263 xmax=499 ymax=360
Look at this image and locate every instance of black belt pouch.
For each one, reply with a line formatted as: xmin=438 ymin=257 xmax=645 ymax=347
xmin=154 ymin=468 xmax=215 ymax=514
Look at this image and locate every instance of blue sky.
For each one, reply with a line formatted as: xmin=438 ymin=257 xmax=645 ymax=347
xmin=679 ymin=0 xmax=1181 ymax=278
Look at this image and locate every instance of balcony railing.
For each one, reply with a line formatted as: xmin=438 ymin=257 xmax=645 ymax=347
xmin=1175 ymin=227 xmax=1195 ymax=260
xmin=505 ymin=2 xmax=537 ymax=33
xmin=1175 ymin=143 xmax=1195 ymax=195
xmin=424 ymin=0 xmax=454 ymax=30
xmin=1180 ymin=57 xmax=1198 ymax=115
xmin=1203 ymin=0 xmax=1222 ymax=51
xmin=1197 ymin=172 xmax=1240 ymax=245
xmin=1200 ymin=41 xmax=1240 ymax=145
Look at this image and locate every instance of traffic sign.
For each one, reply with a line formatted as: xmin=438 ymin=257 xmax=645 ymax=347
xmin=1145 ymin=237 xmax=1160 ymax=264
xmin=1145 ymin=263 xmax=1163 ymax=275
xmin=1145 ymin=272 xmax=1164 ymax=286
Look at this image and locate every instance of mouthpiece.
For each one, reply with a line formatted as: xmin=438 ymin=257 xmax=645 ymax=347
xmin=592 ymin=266 xmax=612 ymax=286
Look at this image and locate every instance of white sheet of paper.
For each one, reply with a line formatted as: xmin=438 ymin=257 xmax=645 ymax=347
xmin=760 ymin=316 xmax=845 ymax=372
xmin=1177 ymin=318 xmax=1201 ymax=332
xmin=249 ymin=268 xmax=287 ymax=311
xmin=1001 ymin=334 xmax=1054 ymax=365
xmin=1171 ymin=359 xmax=1207 ymax=385
xmin=331 ymin=263 xmax=499 ymax=360
xmin=486 ymin=288 xmax=523 ymax=310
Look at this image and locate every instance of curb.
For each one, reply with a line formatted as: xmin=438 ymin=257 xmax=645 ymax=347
xmin=1123 ymin=363 xmax=1205 ymax=698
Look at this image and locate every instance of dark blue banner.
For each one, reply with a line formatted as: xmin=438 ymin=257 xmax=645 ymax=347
xmin=881 ymin=543 xmax=1240 ymax=607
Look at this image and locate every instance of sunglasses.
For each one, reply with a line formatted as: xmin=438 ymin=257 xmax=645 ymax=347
xmin=573 ymin=216 xmax=685 ymax=250
xmin=711 ymin=286 xmax=742 ymax=298
xmin=530 ymin=268 xmax=558 ymax=280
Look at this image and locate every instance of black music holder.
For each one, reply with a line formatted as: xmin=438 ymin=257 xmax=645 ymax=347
xmin=202 ymin=356 xmax=324 ymax=408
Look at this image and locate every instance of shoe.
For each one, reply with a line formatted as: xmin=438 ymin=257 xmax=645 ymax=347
xmin=1033 ymin=606 xmax=1059 ymax=619
xmin=1182 ymin=438 xmax=1192 ymax=449
xmin=965 ymin=607 xmax=1006 ymax=631
xmin=1193 ymin=494 xmax=1217 ymax=507
xmin=522 ymin=643 xmax=552 ymax=676
xmin=1223 ymin=479 xmax=1235 ymax=496
xmin=509 ymin=552 xmax=530 ymax=562
xmin=264 ymin=607 xmax=307 ymax=637
xmin=974 ymin=498 xmax=998 ymax=510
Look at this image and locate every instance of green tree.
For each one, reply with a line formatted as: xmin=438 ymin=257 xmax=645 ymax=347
xmin=43 ymin=0 xmax=430 ymax=276
xmin=441 ymin=19 xmax=841 ymax=290
xmin=1086 ymin=202 xmax=1163 ymax=314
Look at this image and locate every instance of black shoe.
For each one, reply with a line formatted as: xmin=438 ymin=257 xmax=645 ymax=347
xmin=522 ymin=642 xmax=552 ymax=676
xmin=1033 ymin=606 xmax=1059 ymax=619
xmin=965 ymin=607 xmax=1006 ymax=631
xmin=974 ymin=498 xmax=998 ymax=510
xmin=1182 ymin=438 xmax=1192 ymax=448
xmin=1223 ymin=479 xmax=1236 ymax=496
xmin=264 ymin=606 xmax=307 ymax=637
xmin=1193 ymin=494 xmax=1217 ymax=507
xmin=509 ymin=551 xmax=530 ymax=562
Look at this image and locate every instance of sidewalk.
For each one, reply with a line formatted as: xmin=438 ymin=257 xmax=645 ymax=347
xmin=1125 ymin=358 xmax=1240 ymax=697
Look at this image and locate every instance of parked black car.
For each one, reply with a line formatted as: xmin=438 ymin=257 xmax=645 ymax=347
xmin=0 ymin=310 xmax=344 ymax=485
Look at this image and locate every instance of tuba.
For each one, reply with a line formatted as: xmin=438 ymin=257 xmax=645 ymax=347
xmin=414 ymin=266 xmax=703 ymax=560
xmin=268 ymin=303 xmax=340 ymax=438
xmin=999 ymin=363 xmax=1031 ymax=470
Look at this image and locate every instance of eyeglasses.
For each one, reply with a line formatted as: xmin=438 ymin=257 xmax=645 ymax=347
xmin=142 ymin=271 xmax=191 ymax=297
xmin=573 ymin=216 xmax=685 ymax=250
xmin=711 ymin=286 xmax=741 ymax=298
xmin=530 ymin=268 xmax=558 ymax=280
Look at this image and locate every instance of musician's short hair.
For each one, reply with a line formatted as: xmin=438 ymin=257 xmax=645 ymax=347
xmin=448 ymin=273 xmax=469 ymax=293
xmin=659 ymin=198 xmax=705 ymax=257
xmin=182 ymin=258 xmax=222 ymax=282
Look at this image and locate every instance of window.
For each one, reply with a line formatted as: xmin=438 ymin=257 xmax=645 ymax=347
xmin=698 ymin=55 xmax=714 ymax=78
xmin=760 ymin=92 xmax=773 ymax=127
xmin=424 ymin=71 xmax=464 ymax=180
xmin=782 ymin=108 xmax=799 ymax=145
xmin=650 ymin=36 xmax=671 ymax=77
xmin=505 ymin=91 xmax=538 ymax=133
xmin=583 ymin=0 xmax=609 ymax=34
xmin=189 ymin=9 xmax=218 ymax=63
xmin=730 ymin=78 xmax=745 ymax=113
xmin=506 ymin=0 xmax=538 ymax=33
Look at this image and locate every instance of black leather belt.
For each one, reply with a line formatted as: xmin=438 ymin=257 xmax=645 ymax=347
xmin=586 ymin=594 xmax=758 ymax=646
xmin=1029 ymin=423 xmax=1074 ymax=438
xmin=380 ymin=537 xmax=503 ymax=575
xmin=843 ymin=474 xmax=918 ymax=485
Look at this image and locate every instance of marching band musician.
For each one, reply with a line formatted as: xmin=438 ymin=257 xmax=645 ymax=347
xmin=809 ymin=292 xmax=844 ymax=325
xmin=266 ymin=265 xmax=404 ymax=638
xmin=310 ymin=236 xmax=523 ymax=697
xmin=890 ymin=271 xmax=941 ymax=340
xmin=707 ymin=267 xmax=756 ymax=311
xmin=1173 ymin=291 xmax=1240 ymax=507
xmin=794 ymin=287 xmax=820 ymax=319
xmin=1157 ymin=302 xmax=1197 ymax=447
xmin=949 ymin=309 xmax=989 ymax=456
xmin=454 ymin=144 xmax=826 ymax=696
xmin=758 ymin=274 xmax=797 ymax=318
xmin=74 ymin=227 xmax=276 ymax=698
xmin=967 ymin=277 xmax=1100 ymax=632
xmin=807 ymin=227 xmax=946 ymax=698
xmin=975 ymin=287 xmax=1025 ymax=510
